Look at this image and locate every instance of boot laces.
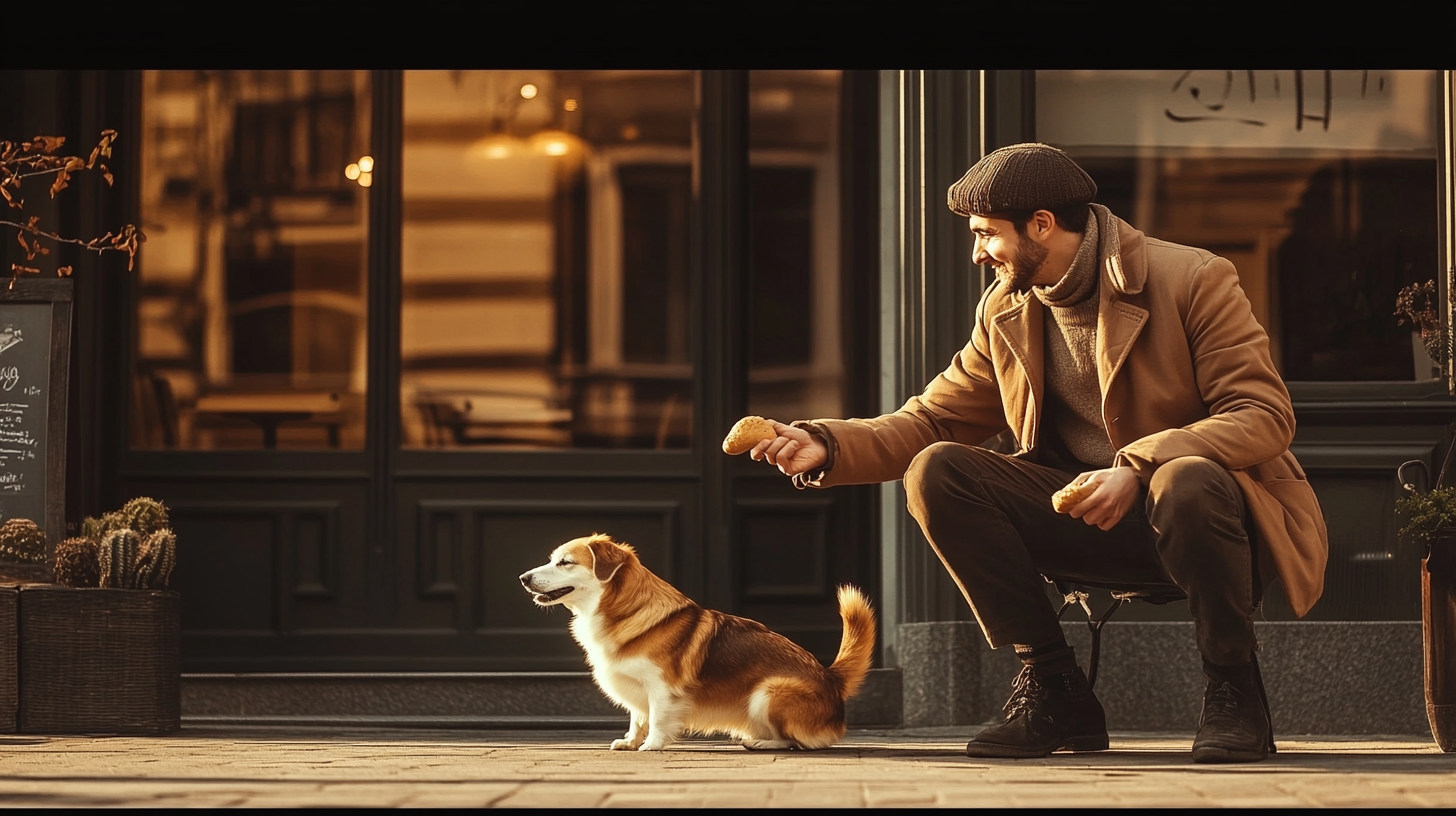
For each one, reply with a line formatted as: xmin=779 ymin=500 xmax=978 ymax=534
xmin=1003 ymin=665 xmax=1047 ymax=719
xmin=1201 ymin=680 xmax=1245 ymax=726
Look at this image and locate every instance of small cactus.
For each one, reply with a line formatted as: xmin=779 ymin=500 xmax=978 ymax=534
xmin=0 ymin=518 xmax=47 ymax=564
xmin=98 ymin=529 xmax=141 ymax=589
xmin=135 ymin=529 xmax=176 ymax=590
xmin=81 ymin=515 xmax=107 ymax=541
xmin=113 ymin=497 xmax=169 ymax=538
xmin=74 ymin=498 xmax=176 ymax=589
xmin=53 ymin=536 xmax=101 ymax=587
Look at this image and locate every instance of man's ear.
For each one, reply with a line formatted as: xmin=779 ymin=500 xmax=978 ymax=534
xmin=1030 ymin=209 xmax=1057 ymax=239
xmin=588 ymin=535 xmax=632 ymax=582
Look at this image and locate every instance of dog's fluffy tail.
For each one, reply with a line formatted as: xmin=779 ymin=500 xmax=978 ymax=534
xmin=828 ymin=584 xmax=876 ymax=701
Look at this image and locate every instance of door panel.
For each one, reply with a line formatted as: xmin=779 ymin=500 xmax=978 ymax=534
xmin=389 ymin=478 xmax=695 ymax=669
xmin=126 ymin=477 xmax=373 ymax=670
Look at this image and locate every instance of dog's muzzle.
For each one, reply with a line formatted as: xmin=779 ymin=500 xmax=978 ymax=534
xmin=529 ymin=587 xmax=572 ymax=603
xmin=520 ymin=572 xmax=573 ymax=603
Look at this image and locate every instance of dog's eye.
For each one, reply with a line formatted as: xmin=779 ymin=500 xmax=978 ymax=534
xmin=556 ymin=559 xmax=573 ymax=567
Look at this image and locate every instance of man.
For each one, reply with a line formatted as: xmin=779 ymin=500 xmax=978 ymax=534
xmin=739 ymin=143 xmax=1329 ymax=764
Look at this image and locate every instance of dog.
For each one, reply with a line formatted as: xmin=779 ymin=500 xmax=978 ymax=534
xmin=519 ymin=533 xmax=876 ymax=751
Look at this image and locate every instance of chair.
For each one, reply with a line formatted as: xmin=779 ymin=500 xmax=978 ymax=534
xmin=133 ymin=371 xmax=182 ymax=449
xmin=1048 ymin=576 xmax=1276 ymax=753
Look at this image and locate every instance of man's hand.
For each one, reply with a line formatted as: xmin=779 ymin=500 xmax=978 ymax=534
xmin=750 ymin=421 xmax=828 ymax=478
xmin=1058 ymin=466 xmax=1140 ymax=531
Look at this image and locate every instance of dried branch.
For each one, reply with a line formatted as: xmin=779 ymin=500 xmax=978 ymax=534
xmin=1 ymin=129 xmax=140 ymax=288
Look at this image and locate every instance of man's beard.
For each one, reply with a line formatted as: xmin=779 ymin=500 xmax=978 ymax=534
xmin=997 ymin=233 xmax=1050 ymax=293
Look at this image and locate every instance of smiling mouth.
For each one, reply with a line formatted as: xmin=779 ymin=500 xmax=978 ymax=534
xmin=531 ymin=587 xmax=574 ymax=603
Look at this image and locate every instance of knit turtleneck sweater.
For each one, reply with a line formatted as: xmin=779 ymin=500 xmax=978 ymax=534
xmin=1030 ymin=208 xmax=1116 ymax=468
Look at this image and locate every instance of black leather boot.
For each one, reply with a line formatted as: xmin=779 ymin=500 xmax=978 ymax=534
xmin=1191 ymin=658 xmax=1275 ymax=763
xmin=965 ymin=664 xmax=1109 ymax=759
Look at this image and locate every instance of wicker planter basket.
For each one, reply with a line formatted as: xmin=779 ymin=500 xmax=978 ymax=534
xmin=17 ymin=585 xmax=180 ymax=735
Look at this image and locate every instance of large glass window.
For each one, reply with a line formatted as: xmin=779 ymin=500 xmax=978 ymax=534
xmin=746 ymin=70 xmax=848 ymax=422
xmin=399 ymin=70 xmax=696 ymax=449
xmin=130 ymin=70 xmax=858 ymax=452
xmin=132 ymin=70 xmax=372 ymax=450
xmin=1036 ymin=70 xmax=1441 ymax=383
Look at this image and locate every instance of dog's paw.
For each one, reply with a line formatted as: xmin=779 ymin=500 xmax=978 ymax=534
xmin=637 ymin=737 xmax=675 ymax=751
xmin=741 ymin=739 xmax=797 ymax=751
xmin=610 ymin=738 xmax=639 ymax=751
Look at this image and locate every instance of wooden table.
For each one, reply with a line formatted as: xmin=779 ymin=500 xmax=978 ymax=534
xmin=192 ymin=391 xmax=347 ymax=448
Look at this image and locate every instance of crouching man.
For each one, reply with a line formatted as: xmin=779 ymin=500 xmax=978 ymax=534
xmin=738 ymin=143 xmax=1328 ymax=763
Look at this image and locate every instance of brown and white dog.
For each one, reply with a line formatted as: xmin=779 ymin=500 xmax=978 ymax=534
xmin=519 ymin=533 xmax=876 ymax=751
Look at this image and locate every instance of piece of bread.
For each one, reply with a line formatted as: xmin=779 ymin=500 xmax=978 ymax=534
xmin=1052 ymin=480 xmax=1097 ymax=513
xmin=722 ymin=416 xmax=778 ymax=455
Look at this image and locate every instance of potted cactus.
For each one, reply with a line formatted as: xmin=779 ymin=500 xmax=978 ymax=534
xmin=11 ymin=497 xmax=179 ymax=735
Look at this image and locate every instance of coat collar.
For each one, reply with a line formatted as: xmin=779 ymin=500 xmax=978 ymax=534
xmin=1094 ymin=203 xmax=1146 ymax=296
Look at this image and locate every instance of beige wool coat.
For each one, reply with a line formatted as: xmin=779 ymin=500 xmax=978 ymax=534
xmin=806 ymin=210 xmax=1330 ymax=617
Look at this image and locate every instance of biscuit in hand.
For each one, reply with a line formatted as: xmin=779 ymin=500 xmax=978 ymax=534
xmin=1052 ymin=479 xmax=1097 ymax=513
xmin=722 ymin=416 xmax=778 ymax=455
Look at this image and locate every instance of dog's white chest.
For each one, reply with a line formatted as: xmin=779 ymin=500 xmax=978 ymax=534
xmin=596 ymin=656 xmax=660 ymax=709
xmin=571 ymin=615 xmax=660 ymax=711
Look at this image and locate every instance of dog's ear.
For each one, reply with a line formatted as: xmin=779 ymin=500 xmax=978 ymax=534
xmin=587 ymin=534 xmax=634 ymax=582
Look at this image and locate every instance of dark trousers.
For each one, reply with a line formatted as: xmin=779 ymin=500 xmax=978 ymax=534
xmin=903 ymin=442 xmax=1263 ymax=666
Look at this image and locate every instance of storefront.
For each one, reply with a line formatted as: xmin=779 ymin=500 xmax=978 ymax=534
xmin=0 ymin=69 xmax=1450 ymax=675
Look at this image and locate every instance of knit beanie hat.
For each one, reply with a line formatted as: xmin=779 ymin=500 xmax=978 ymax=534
xmin=947 ymin=143 xmax=1098 ymax=217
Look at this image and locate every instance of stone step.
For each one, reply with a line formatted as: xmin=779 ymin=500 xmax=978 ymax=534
xmin=900 ymin=620 xmax=1430 ymax=736
xmin=182 ymin=667 xmax=905 ymax=730
xmin=181 ymin=621 xmax=1434 ymax=736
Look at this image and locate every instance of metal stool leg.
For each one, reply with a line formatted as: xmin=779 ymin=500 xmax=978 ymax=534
xmin=1085 ymin=596 xmax=1129 ymax=690
xmin=1055 ymin=587 xmax=1131 ymax=690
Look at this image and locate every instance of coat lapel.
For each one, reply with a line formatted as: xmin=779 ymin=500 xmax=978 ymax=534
xmin=991 ymin=293 xmax=1043 ymax=449
xmin=1097 ymin=215 xmax=1150 ymax=435
xmin=1097 ymin=293 xmax=1148 ymax=399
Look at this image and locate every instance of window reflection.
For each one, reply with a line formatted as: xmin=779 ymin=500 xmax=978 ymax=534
xmin=746 ymin=70 xmax=847 ymax=421
xmin=400 ymin=70 xmax=695 ymax=449
xmin=132 ymin=70 xmax=372 ymax=450
xmin=1037 ymin=70 xmax=1440 ymax=382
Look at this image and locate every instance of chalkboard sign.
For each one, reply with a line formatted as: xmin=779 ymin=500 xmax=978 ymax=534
xmin=0 ymin=279 xmax=71 ymax=583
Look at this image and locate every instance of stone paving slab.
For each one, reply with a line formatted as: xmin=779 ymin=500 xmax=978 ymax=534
xmin=0 ymin=725 xmax=1451 ymax=808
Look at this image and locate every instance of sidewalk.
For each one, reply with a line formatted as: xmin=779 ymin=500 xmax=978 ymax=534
xmin=0 ymin=725 xmax=1451 ymax=808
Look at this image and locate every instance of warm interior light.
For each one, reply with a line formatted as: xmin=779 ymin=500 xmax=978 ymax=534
xmin=564 ymin=99 xmax=578 ymax=112
xmin=467 ymin=133 xmax=527 ymax=161
xmin=358 ymin=156 xmax=374 ymax=173
xmin=358 ymin=171 xmax=373 ymax=188
xmin=344 ymin=163 xmax=361 ymax=180
xmin=529 ymin=129 xmax=586 ymax=160
xmin=520 ymin=84 xmax=538 ymax=100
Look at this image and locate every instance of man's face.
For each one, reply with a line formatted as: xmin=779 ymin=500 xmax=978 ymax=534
xmin=968 ymin=214 xmax=1049 ymax=293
